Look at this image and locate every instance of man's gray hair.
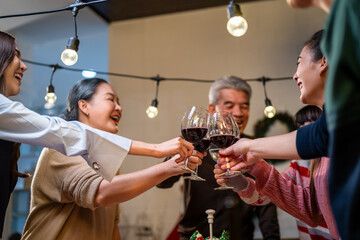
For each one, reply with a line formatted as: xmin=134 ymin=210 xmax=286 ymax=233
xmin=208 ymin=76 xmax=252 ymax=104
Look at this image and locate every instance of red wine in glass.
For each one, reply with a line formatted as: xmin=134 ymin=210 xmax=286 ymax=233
xmin=193 ymin=138 xmax=211 ymax=153
xmin=180 ymin=106 xmax=208 ymax=181
xmin=209 ymin=111 xmax=242 ymax=179
xmin=210 ymin=134 xmax=235 ymax=148
xmin=181 ymin=127 xmax=208 ymax=143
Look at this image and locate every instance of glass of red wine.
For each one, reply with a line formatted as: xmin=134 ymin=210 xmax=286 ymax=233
xmin=209 ymin=146 xmax=234 ymax=190
xmin=181 ymin=106 xmax=208 ymax=181
xmin=209 ymin=111 xmax=242 ymax=178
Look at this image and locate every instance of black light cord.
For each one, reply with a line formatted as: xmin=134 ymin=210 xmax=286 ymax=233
xmin=0 ymin=0 xmax=108 ymax=19
xmin=261 ymin=77 xmax=269 ymax=99
xmin=22 ymin=59 xmax=292 ymax=84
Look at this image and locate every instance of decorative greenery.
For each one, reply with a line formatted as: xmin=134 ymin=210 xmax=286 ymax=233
xmin=254 ymin=111 xmax=297 ymax=138
xmin=254 ymin=112 xmax=297 ymax=165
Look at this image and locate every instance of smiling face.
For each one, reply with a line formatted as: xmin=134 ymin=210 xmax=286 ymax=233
xmin=2 ymin=47 xmax=27 ymax=97
xmin=209 ymin=88 xmax=249 ymax=134
xmin=80 ymin=82 xmax=122 ymax=134
xmin=293 ymin=46 xmax=325 ymax=107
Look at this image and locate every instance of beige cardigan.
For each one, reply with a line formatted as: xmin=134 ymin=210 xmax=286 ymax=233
xmin=22 ymin=148 xmax=119 ymax=240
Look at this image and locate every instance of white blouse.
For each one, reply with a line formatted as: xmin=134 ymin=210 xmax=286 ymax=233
xmin=0 ymin=94 xmax=131 ymax=181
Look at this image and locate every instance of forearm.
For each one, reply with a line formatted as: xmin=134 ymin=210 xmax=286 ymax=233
xmin=95 ymin=162 xmax=174 ymax=206
xmin=129 ymin=140 xmax=160 ymax=157
xmin=249 ymin=131 xmax=300 ymax=160
xmin=251 ymin=160 xmax=324 ymax=227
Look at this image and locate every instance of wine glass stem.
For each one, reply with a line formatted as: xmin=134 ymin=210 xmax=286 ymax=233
xmin=225 ymin=157 xmax=231 ymax=171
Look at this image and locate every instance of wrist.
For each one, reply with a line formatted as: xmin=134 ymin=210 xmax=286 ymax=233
xmin=248 ymin=159 xmax=272 ymax=187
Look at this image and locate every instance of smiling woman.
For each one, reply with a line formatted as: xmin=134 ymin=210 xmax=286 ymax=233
xmin=0 ymin=31 xmax=196 ymax=239
xmin=21 ymin=78 xmax=204 ymax=240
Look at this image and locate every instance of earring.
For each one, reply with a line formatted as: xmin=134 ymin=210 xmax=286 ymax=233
xmin=86 ymin=112 xmax=89 ymax=116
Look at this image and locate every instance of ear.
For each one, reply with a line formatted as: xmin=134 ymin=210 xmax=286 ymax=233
xmin=208 ymin=104 xmax=216 ymax=114
xmin=319 ymin=56 xmax=328 ymax=76
xmin=78 ymin=99 xmax=88 ymax=116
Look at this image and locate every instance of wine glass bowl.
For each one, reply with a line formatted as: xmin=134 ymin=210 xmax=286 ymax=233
xmin=180 ymin=106 xmax=208 ymax=181
xmin=209 ymin=111 xmax=242 ymax=179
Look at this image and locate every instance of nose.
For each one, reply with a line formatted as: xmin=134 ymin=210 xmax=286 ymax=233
xmin=232 ymin=106 xmax=243 ymax=118
xmin=293 ymin=72 xmax=298 ymax=83
xmin=20 ymin=60 xmax=28 ymax=72
xmin=115 ymin=103 xmax=122 ymax=114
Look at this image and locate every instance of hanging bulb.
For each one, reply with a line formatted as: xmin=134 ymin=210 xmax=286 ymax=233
xmin=146 ymin=99 xmax=159 ymax=118
xmin=264 ymin=99 xmax=276 ymax=118
xmin=45 ymin=84 xmax=57 ymax=105
xmin=227 ymin=1 xmax=248 ymax=37
xmin=82 ymin=69 xmax=97 ymax=78
xmin=61 ymin=37 xmax=79 ymax=66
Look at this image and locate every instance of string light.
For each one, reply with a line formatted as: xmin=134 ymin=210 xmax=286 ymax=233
xmin=146 ymin=77 xmax=161 ymax=119
xmin=44 ymin=65 xmax=59 ymax=109
xmin=23 ymin=59 xmax=291 ymax=118
xmin=261 ymin=77 xmax=276 ymax=118
xmin=61 ymin=0 xmax=81 ymax=66
xmin=226 ymin=0 xmax=248 ymax=37
xmin=82 ymin=69 xmax=97 ymax=78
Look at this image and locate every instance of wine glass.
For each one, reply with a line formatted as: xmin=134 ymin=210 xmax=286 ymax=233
xmin=180 ymin=106 xmax=208 ymax=181
xmin=209 ymin=146 xmax=234 ymax=190
xmin=184 ymin=128 xmax=211 ymax=181
xmin=209 ymin=111 xmax=242 ymax=179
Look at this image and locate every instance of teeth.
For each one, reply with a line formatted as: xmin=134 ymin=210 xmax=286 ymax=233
xmin=14 ymin=73 xmax=22 ymax=79
xmin=111 ymin=116 xmax=119 ymax=122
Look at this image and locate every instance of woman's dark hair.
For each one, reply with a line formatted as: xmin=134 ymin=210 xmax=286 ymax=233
xmin=0 ymin=31 xmax=16 ymax=94
xmin=304 ymin=29 xmax=324 ymax=62
xmin=61 ymin=78 xmax=108 ymax=121
xmin=294 ymin=105 xmax=322 ymax=128
xmin=294 ymin=105 xmax=322 ymax=210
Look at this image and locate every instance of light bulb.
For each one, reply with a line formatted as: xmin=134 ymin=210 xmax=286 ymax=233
xmin=264 ymin=105 xmax=276 ymax=118
xmin=45 ymin=84 xmax=57 ymax=104
xmin=146 ymin=99 xmax=159 ymax=118
xmin=146 ymin=106 xmax=158 ymax=118
xmin=45 ymin=92 xmax=57 ymax=104
xmin=82 ymin=70 xmax=97 ymax=78
xmin=61 ymin=49 xmax=78 ymax=66
xmin=227 ymin=16 xmax=248 ymax=37
xmin=61 ymin=37 xmax=79 ymax=66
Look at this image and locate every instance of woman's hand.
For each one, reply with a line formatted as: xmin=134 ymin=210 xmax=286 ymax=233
xmin=153 ymin=137 xmax=194 ymax=161
xmin=130 ymin=137 xmax=194 ymax=161
xmin=214 ymin=164 xmax=249 ymax=192
xmin=218 ymin=138 xmax=260 ymax=170
xmin=166 ymin=150 xmax=205 ymax=175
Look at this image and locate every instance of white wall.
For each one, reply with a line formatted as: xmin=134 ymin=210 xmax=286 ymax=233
xmin=109 ymin=0 xmax=326 ymax=239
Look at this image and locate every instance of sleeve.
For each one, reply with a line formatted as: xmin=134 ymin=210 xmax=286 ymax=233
xmin=0 ymin=95 xmax=131 ymax=181
xmin=37 ymin=148 xmax=104 ymax=210
xmin=296 ymin=109 xmax=329 ymax=159
xmin=156 ymin=157 xmax=182 ymax=188
xmin=249 ymin=159 xmax=324 ymax=227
